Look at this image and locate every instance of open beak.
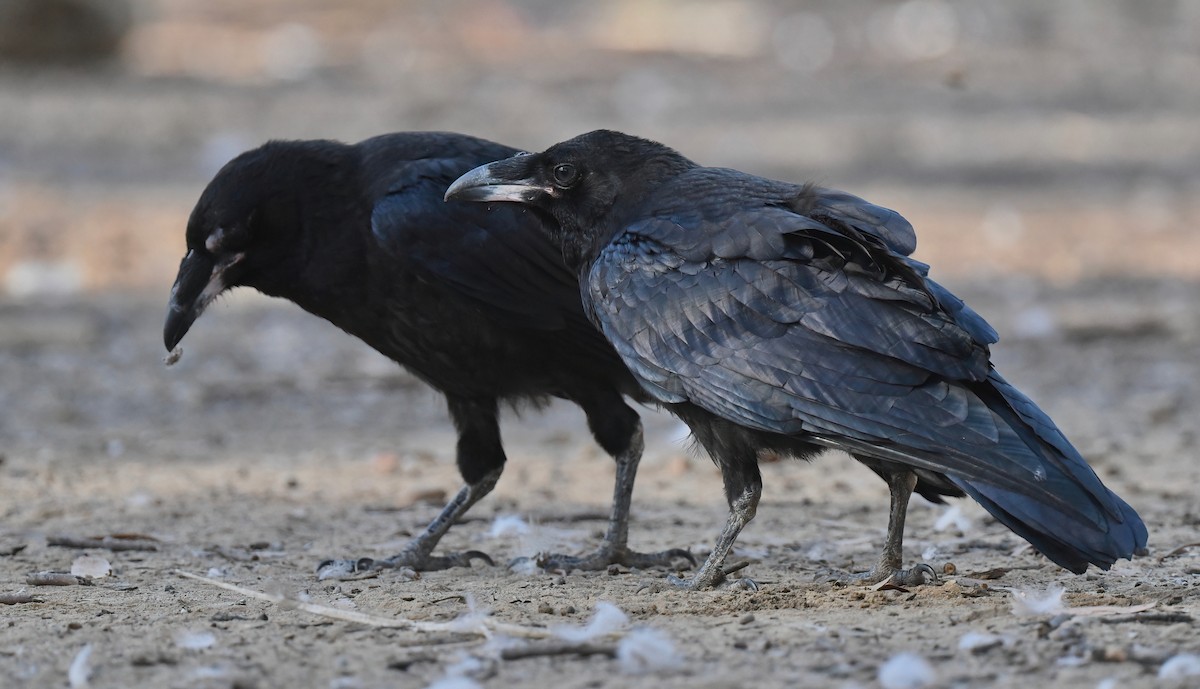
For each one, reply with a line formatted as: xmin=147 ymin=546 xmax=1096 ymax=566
xmin=163 ymin=249 xmax=239 ymax=350
xmin=444 ymin=155 xmax=548 ymax=204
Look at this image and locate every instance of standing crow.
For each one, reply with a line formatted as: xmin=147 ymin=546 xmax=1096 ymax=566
xmin=164 ymin=131 xmax=691 ymax=577
xmin=445 ymin=129 xmax=1148 ymax=590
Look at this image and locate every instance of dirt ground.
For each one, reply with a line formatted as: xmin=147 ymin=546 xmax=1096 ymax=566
xmin=2 ymin=281 xmax=1199 ymax=689
xmin=3 ymin=2 xmax=1200 ymax=688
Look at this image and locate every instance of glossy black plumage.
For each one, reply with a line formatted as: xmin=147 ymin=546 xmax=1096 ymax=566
xmin=446 ymin=129 xmax=1147 ymax=585
xmin=164 ymin=131 xmax=683 ymax=574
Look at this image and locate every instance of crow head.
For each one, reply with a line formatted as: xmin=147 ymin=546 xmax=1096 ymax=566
xmin=164 ymin=140 xmax=352 ymax=351
xmin=444 ymin=130 xmax=695 ymax=272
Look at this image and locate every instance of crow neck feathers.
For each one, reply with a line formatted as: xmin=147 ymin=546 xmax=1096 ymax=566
xmin=541 ymin=131 xmax=697 ymax=274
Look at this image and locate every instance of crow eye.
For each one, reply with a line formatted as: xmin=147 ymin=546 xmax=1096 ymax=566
xmin=551 ymin=163 xmax=578 ymax=187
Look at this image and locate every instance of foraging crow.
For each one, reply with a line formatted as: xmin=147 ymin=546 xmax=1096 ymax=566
xmin=446 ymin=129 xmax=1148 ymax=590
xmin=164 ymin=131 xmax=691 ymax=577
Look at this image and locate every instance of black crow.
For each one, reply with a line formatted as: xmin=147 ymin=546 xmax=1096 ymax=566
xmin=164 ymin=131 xmax=691 ymax=577
xmin=445 ymin=129 xmax=1148 ymax=590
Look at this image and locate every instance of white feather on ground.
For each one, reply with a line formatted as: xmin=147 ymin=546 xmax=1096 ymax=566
xmin=68 ymin=644 xmax=92 ymax=689
xmin=551 ymin=602 xmax=628 ymax=643
xmin=616 ymin=628 xmax=682 ymax=674
xmin=175 ymin=630 xmax=216 ymax=650
xmin=958 ymin=631 xmax=1005 ymax=653
xmin=70 ymin=555 xmax=112 ymax=579
xmin=488 ymin=514 xmax=530 ymax=538
xmin=424 ymin=676 xmax=484 ymax=689
xmin=1159 ymin=653 xmax=1200 ymax=680
xmin=1009 ymin=585 xmax=1066 ymax=616
xmin=878 ymin=652 xmax=936 ymax=689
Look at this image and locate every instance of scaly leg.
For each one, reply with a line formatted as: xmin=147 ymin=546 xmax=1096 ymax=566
xmin=826 ymin=468 xmax=937 ymax=586
xmin=667 ymin=481 xmax=760 ymax=590
xmin=317 ymin=468 xmax=501 ymax=579
xmin=537 ymin=424 xmax=694 ymax=571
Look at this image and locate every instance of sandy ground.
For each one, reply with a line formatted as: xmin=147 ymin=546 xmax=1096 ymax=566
xmin=2 ymin=277 xmax=1198 ymax=689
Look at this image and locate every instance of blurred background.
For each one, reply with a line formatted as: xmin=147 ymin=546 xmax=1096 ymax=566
xmin=1 ymin=0 xmax=1198 ymax=502
xmin=2 ymin=0 xmax=1198 ymax=294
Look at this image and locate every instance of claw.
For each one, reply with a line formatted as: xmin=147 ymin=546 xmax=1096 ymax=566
xmin=821 ymin=561 xmax=939 ymax=587
xmin=461 ymin=550 xmax=495 ymax=567
xmin=536 ymin=545 xmax=693 ymax=572
xmin=892 ymin=563 xmax=938 ymax=587
xmin=665 ymin=561 xmax=756 ymax=591
xmin=317 ymin=548 xmax=494 ymax=580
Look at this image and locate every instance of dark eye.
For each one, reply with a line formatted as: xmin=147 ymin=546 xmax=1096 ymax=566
xmin=551 ymin=163 xmax=578 ymax=187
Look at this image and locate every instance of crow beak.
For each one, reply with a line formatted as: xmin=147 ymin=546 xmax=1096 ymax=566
xmin=163 ymin=249 xmax=241 ymax=351
xmin=444 ymin=156 xmax=549 ymax=204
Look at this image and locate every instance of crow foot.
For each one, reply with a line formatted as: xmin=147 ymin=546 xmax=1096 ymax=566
xmin=667 ymin=561 xmax=758 ymax=591
xmin=537 ymin=544 xmax=695 ymax=572
xmin=316 ymin=548 xmax=493 ymax=580
xmin=822 ymin=562 xmax=938 ymax=587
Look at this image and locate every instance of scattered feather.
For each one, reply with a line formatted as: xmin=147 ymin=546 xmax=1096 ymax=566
xmin=878 ymin=652 xmax=936 ymax=689
xmin=552 ymin=602 xmax=629 ymax=643
xmin=424 ymin=676 xmax=483 ymax=689
xmin=442 ymin=652 xmax=491 ymax=680
xmin=1159 ymin=653 xmax=1200 ymax=680
xmin=444 ymin=595 xmax=492 ymax=635
xmin=70 ymin=555 xmax=112 ymax=579
xmin=175 ymin=570 xmax=556 ymax=639
xmin=489 ymin=515 xmax=530 ymax=539
xmin=1010 ymin=585 xmax=1066 ymax=616
xmin=508 ymin=557 xmax=542 ymax=577
xmin=316 ymin=560 xmax=359 ymax=581
xmin=617 ymin=628 xmax=682 ymax=674
xmin=1008 ymin=585 xmax=1156 ymax=618
xmin=175 ymin=630 xmax=216 ymax=650
xmin=68 ymin=644 xmax=92 ymax=689
xmin=934 ymin=504 xmax=972 ymax=533
xmin=958 ymin=632 xmax=1004 ymax=653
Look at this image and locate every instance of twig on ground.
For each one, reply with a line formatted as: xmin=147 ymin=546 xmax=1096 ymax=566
xmin=27 ymin=572 xmax=86 ymax=586
xmin=48 ymin=536 xmax=158 ymax=552
xmin=722 ymin=561 xmax=751 ymax=577
xmin=1158 ymin=542 xmax=1200 ymax=562
xmin=0 ymin=593 xmax=42 ymax=604
xmin=173 ymin=570 xmax=554 ymax=640
xmin=500 ymin=642 xmax=616 ymax=661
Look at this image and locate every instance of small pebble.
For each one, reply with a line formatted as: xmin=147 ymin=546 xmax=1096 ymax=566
xmin=739 ymin=613 xmax=755 ymax=625
xmin=537 ymin=602 xmax=554 ymax=614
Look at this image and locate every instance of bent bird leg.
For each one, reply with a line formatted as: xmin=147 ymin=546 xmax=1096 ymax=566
xmin=828 ymin=469 xmax=937 ymax=587
xmin=668 ymin=481 xmax=761 ymax=591
xmin=316 ymin=468 xmax=501 ymax=579
xmin=537 ymin=424 xmax=695 ymax=571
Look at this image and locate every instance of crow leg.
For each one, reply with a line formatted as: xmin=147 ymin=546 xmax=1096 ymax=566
xmin=537 ymin=423 xmax=694 ymax=571
xmin=826 ymin=468 xmax=937 ymax=587
xmin=668 ymin=480 xmax=761 ymax=590
xmin=317 ymin=468 xmax=500 ymax=579
xmin=316 ymin=396 xmax=505 ymax=580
